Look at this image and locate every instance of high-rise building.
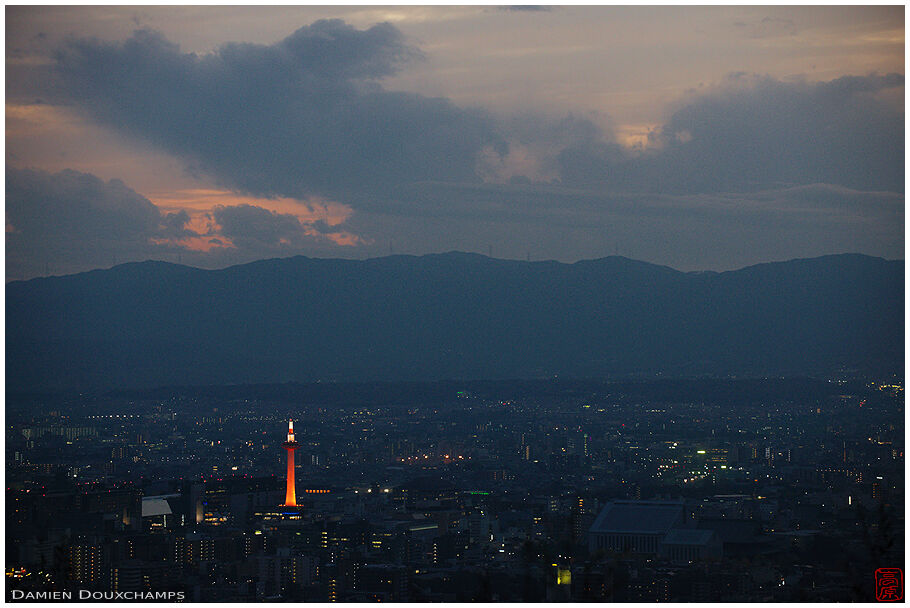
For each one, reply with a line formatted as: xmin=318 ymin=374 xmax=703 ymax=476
xmin=68 ymin=540 xmax=103 ymax=586
xmin=110 ymin=559 xmax=168 ymax=591
xmin=282 ymin=420 xmax=299 ymax=507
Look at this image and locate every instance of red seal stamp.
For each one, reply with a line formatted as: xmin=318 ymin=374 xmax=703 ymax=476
xmin=876 ymin=568 xmax=903 ymax=601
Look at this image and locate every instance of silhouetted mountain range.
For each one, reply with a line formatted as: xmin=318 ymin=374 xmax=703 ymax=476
xmin=6 ymin=252 xmax=903 ymax=391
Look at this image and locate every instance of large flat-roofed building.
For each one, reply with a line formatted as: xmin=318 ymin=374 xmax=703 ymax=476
xmin=659 ymin=528 xmax=722 ymax=562
xmin=588 ymin=500 xmax=685 ymax=555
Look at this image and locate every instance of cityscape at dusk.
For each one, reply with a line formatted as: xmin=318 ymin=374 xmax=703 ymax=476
xmin=6 ymin=379 xmax=905 ymax=601
xmin=5 ymin=4 xmax=905 ymax=604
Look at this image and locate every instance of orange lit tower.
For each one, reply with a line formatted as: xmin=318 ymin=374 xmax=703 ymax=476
xmin=282 ymin=419 xmax=299 ymax=507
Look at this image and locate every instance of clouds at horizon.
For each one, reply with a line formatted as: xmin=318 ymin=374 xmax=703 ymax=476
xmin=5 ymin=12 xmax=905 ymax=278
xmin=5 ymin=167 xmax=361 ymax=281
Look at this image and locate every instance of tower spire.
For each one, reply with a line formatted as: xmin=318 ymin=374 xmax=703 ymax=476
xmin=282 ymin=419 xmax=299 ymax=507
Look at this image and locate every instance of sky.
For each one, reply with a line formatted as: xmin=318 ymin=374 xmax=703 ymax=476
xmin=5 ymin=5 xmax=905 ymax=280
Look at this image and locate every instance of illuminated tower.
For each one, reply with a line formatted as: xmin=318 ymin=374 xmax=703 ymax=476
xmin=282 ymin=419 xmax=300 ymax=507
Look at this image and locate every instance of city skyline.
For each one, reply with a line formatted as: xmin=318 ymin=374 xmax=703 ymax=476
xmin=6 ymin=377 xmax=904 ymax=601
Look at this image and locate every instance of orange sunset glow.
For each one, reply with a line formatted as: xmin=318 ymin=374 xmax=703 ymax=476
xmin=145 ymin=189 xmax=366 ymax=251
xmin=148 ymin=189 xmax=354 ymax=225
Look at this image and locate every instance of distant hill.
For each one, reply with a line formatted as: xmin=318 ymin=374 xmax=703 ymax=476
xmin=6 ymin=252 xmax=903 ymax=391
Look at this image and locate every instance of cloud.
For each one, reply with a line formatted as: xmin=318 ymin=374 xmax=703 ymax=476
xmin=555 ymin=73 xmax=904 ymax=195
xmin=471 ymin=72 xmax=903 ymax=205
xmin=213 ymin=204 xmax=308 ymax=246
xmin=52 ymin=20 xmax=505 ymax=208
xmin=390 ymin=179 xmax=903 ymax=225
xmin=6 ymin=167 xmax=159 ymax=278
xmin=733 ymin=16 xmax=798 ymax=39
xmin=497 ymin=6 xmax=553 ymax=12
xmin=350 ymin=179 xmax=903 ymax=270
xmin=212 ymin=203 xmax=365 ymax=250
xmin=161 ymin=209 xmax=194 ymax=237
xmin=6 ymin=167 xmax=162 ymax=239
xmin=759 ymin=183 xmax=904 ymax=215
xmin=48 ymin=21 xmax=903 ymax=211
xmin=5 ymin=167 xmax=222 ymax=278
xmin=15 ymin=21 xmax=902 ymax=278
xmin=5 ymin=168 xmax=362 ymax=280
xmin=659 ymin=73 xmax=904 ymax=193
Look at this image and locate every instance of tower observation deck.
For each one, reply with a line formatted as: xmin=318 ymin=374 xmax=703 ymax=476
xmin=282 ymin=419 xmax=300 ymax=507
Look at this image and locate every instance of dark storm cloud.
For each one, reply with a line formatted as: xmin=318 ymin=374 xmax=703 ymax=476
xmin=52 ymin=20 xmax=504 ymax=207
xmin=557 ymin=73 xmax=904 ymax=195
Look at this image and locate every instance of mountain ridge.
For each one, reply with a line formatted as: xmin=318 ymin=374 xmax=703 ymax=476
xmin=7 ymin=251 xmax=896 ymax=286
xmin=6 ymin=252 xmax=902 ymax=391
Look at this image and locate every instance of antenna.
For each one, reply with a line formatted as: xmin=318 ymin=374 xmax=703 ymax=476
xmin=488 ymin=244 xmax=493 ymax=258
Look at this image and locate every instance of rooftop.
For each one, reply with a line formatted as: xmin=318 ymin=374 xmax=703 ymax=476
xmin=662 ymin=528 xmax=716 ymax=547
xmin=589 ymin=500 xmax=685 ymax=535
